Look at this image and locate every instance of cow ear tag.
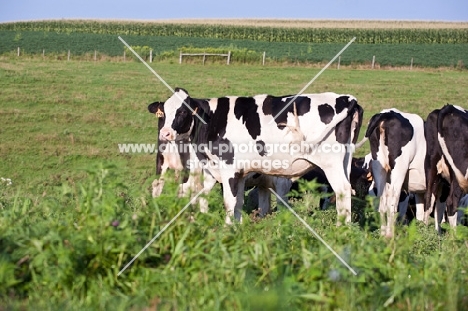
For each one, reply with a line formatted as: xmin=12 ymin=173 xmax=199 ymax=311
xmin=366 ymin=172 xmax=373 ymax=181
xmin=192 ymin=107 xmax=199 ymax=115
xmin=155 ymin=108 xmax=164 ymax=118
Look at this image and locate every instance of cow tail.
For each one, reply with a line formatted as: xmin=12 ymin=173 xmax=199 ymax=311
xmin=351 ymin=103 xmax=364 ymax=144
xmin=365 ymin=113 xmax=386 ymax=138
xmin=354 ymin=113 xmax=388 ymax=151
xmin=437 ymin=104 xmax=454 ymax=137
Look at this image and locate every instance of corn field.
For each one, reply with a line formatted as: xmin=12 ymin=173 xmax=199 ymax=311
xmin=1 ymin=30 xmax=467 ymax=68
xmin=1 ymin=20 xmax=468 ymax=44
xmin=1 ymin=20 xmax=467 ymax=68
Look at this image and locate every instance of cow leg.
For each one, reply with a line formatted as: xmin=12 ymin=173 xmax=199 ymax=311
xmin=179 ymin=168 xmax=203 ymax=197
xmin=433 ymin=181 xmax=449 ymax=232
xmin=446 ymin=180 xmax=463 ymax=227
xmin=434 ymin=198 xmax=446 ymax=234
xmin=222 ymin=172 xmax=245 ymax=224
xmin=319 ymin=185 xmax=332 ymax=210
xmin=424 ymin=172 xmax=440 ymax=225
xmin=251 ymin=176 xmax=291 ymax=217
xmin=198 ymin=171 xmax=218 ymax=213
xmin=414 ymin=193 xmax=425 ymax=221
xmin=397 ymin=191 xmax=409 ymax=224
xmin=379 ymin=183 xmax=399 ymax=237
xmin=274 ymin=177 xmax=293 ymax=210
xmin=152 ymin=178 xmax=165 ymax=197
xmin=369 ymin=161 xmax=395 ymax=235
xmin=382 ymin=166 xmax=407 ymax=237
xmin=371 ymin=161 xmax=387 ymax=201
xmin=424 ymin=193 xmax=436 ymax=225
xmin=321 ymin=166 xmax=352 ymax=225
xmin=152 ymin=163 xmax=169 ymax=197
xmin=457 ymin=209 xmax=466 ymax=226
xmin=245 ymin=187 xmax=259 ymax=214
xmin=257 ymin=186 xmax=271 ymax=217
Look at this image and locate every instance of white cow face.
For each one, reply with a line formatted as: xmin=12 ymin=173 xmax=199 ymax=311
xmin=159 ymin=88 xmax=194 ymax=141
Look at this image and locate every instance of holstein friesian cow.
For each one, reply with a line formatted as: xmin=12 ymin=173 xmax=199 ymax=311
xmin=148 ymin=101 xmax=194 ymax=198
xmin=157 ymin=88 xmax=363 ymax=225
xmin=424 ymin=104 xmax=468 ymax=230
xmin=149 ymin=100 xmax=292 ymax=216
xmin=364 ymin=108 xmax=426 ymax=237
xmin=424 ymin=107 xmax=452 ymax=232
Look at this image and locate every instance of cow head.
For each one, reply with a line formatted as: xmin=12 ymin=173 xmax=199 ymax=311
xmin=157 ymin=88 xmax=196 ymax=141
xmin=350 ymin=156 xmax=374 ymax=200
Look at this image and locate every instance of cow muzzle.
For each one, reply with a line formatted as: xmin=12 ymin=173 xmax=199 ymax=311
xmin=159 ymin=127 xmax=176 ymax=141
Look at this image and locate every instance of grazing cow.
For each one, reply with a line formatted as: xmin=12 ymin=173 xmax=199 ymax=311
xmin=285 ymin=156 xmax=373 ymax=209
xmin=364 ymin=108 xmax=426 ymax=237
xmin=157 ymin=88 xmax=363 ymax=225
xmin=425 ymin=104 xmax=468 ymax=230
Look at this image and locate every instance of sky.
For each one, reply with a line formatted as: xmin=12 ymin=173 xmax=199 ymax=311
xmin=0 ymin=0 xmax=467 ymax=23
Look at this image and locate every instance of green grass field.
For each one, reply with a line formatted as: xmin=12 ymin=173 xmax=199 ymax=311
xmin=1 ymin=57 xmax=468 ymax=310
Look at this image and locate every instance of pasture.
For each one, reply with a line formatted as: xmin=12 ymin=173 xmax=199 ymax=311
xmin=1 ymin=57 xmax=468 ymax=310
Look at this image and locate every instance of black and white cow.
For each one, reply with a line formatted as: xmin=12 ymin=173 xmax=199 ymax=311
xmin=424 ymin=107 xmax=452 ymax=232
xmin=364 ymin=108 xmax=426 ymax=237
xmin=157 ymin=88 xmax=363 ymax=225
xmin=425 ymin=104 xmax=468 ymax=230
xmin=149 ymin=100 xmax=292 ymax=215
xmin=148 ymin=101 xmax=194 ymax=198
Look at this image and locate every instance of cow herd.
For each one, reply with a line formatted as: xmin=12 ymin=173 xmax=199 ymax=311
xmin=147 ymin=88 xmax=467 ymax=237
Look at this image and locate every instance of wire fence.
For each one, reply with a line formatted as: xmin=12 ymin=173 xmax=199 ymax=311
xmin=9 ymin=46 xmax=466 ymax=70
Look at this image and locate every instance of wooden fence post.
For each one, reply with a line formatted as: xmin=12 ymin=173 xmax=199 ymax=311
xmin=337 ymin=56 xmax=341 ymax=69
xmin=227 ymin=51 xmax=231 ymax=65
xmin=202 ymin=52 xmax=206 ymax=65
xmin=371 ymin=55 xmax=375 ymax=69
xmin=42 ymin=49 xmax=45 ymax=59
xmin=410 ymin=57 xmax=413 ymax=70
xmin=262 ymin=51 xmax=266 ymax=66
xmin=179 ymin=51 xmax=182 ymax=64
xmin=94 ymin=50 xmax=97 ymax=61
xmin=124 ymin=50 xmax=126 ymax=61
xmin=68 ymin=50 xmax=70 ymax=61
xmin=17 ymin=47 xmax=20 ymax=57
xmin=150 ymin=49 xmax=153 ymax=63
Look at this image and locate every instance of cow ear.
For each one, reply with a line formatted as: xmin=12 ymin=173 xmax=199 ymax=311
xmin=148 ymin=102 xmax=162 ymax=114
xmin=191 ymin=98 xmax=210 ymax=116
